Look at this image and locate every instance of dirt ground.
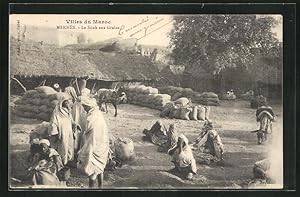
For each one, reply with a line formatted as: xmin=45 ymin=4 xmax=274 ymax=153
xmin=9 ymin=98 xmax=283 ymax=189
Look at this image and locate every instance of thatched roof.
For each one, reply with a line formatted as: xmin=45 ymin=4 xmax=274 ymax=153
xmin=10 ymin=37 xmax=174 ymax=82
xmin=10 ymin=38 xmax=102 ymax=79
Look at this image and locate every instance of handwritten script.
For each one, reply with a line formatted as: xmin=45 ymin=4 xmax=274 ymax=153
xmin=118 ymin=16 xmax=173 ymax=40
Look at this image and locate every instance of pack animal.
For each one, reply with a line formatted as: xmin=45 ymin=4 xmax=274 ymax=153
xmin=256 ymin=113 xmax=273 ymax=144
xmin=95 ymin=88 xmax=127 ymax=117
xmin=251 ymin=106 xmax=274 ymax=145
xmin=95 ymin=88 xmax=118 ymax=117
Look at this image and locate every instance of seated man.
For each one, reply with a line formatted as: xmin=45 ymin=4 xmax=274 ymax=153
xmin=225 ymin=89 xmax=236 ymax=100
xmin=168 ymin=134 xmax=197 ymax=180
xmin=28 ymin=139 xmax=65 ymax=186
xmin=53 ymin=83 xmax=62 ymax=92
xmin=118 ymin=92 xmax=128 ymax=104
xmin=39 ymin=139 xmax=65 ymax=176
xmin=253 ymin=159 xmax=271 ymax=180
xmin=193 ymin=121 xmax=224 ymax=164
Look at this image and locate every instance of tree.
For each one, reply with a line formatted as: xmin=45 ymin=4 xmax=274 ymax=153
xmin=77 ymin=33 xmax=87 ymax=44
xmin=169 ymin=15 xmax=279 ymax=75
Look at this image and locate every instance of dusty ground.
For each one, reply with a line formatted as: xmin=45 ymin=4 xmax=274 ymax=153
xmin=9 ymin=98 xmax=283 ymax=189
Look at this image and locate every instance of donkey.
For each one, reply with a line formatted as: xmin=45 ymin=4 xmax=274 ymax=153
xmin=251 ymin=106 xmax=274 ymax=145
xmin=94 ymin=86 xmax=127 ymax=117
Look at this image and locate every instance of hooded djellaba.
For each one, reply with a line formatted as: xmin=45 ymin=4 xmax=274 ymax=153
xmin=168 ymin=134 xmax=197 ymax=180
xmin=76 ymin=96 xmax=110 ymax=188
xmin=193 ymin=121 xmax=225 ymax=165
xmin=48 ymin=92 xmax=81 ymax=166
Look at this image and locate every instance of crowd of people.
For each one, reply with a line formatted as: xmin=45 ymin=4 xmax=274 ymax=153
xmin=24 ymin=79 xmax=275 ymax=188
xmin=26 ymin=78 xmax=112 ymax=188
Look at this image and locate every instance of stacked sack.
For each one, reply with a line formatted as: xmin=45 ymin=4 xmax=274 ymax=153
xmin=157 ymin=86 xmax=220 ymax=106
xmin=14 ymin=86 xmax=59 ymax=121
xmin=125 ymin=85 xmax=171 ymax=110
xmin=160 ymin=99 xmax=210 ymax=121
xmin=157 ymin=86 xmax=194 ymax=101
xmin=193 ymin=92 xmax=220 ymax=106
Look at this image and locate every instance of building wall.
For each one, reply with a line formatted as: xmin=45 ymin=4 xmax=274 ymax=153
xmin=10 ymin=24 xmax=79 ymax=46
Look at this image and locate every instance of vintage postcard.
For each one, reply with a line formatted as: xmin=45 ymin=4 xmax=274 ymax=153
xmin=9 ymin=13 xmax=283 ymax=190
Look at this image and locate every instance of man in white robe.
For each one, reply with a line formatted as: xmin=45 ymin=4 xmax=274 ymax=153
xmin=76 ymin=96 xmax=109 ymax=188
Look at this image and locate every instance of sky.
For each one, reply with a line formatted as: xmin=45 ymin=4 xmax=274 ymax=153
xmin=10 ymin=14 xmax=282 ymax=46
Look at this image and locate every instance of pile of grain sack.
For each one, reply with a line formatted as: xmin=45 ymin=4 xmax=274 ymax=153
xmin=157 ymin=86 xmax=220 ymax=106
xmin=13 ymin=86 xmax=59 ymax=121
xmin=160 ymin=99 xmax=210 ymax=121
xmin=125 ymin=85 xmax=211 ymax=121
xmin=125 ymin=85 xmax=171 ymax=110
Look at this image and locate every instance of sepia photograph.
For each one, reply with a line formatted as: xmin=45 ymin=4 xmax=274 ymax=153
xmin=9 ymin=13 xmax=283 ymax=190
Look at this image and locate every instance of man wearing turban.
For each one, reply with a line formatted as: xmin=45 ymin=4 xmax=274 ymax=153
xmin=76 ymin=96 xmax=109 ymax=188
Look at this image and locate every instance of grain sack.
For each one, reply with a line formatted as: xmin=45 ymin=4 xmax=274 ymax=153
xmin=169 ymin=108 xmax=180 ymax=119
xmin=30 ymin=98 xmax=42 ymax=106
xmin=23 ymin=90 xmax=38 ymax=98
xmin=135 ymin=85 xmax=146 ymax=93
xmin=32 ymin=93 xmax=41 ymax=99
xmin=24 ymin=104 xmax=35 ymax=112
xmin=40 ymin=98 xmax=50 ymax=106
xmin=39 ymin=92 xmax=50 ymax=99
xmin=173 ymin=87 xmax=184 ymax=93
xmin=23 ymin=111 xmax=35 ymax=118
xmin=35 ymin=86 xmax=57 ymax=95
xmin=144 ymin=87 xmax=158 ymax=94
xmin=172 ymin=92 xmax=182 ymax=101
xmin=39 ymin=105 xmax=49 ymax=113
xmin=201 ymin=92 xmax=218 ymax=98
xmin=205 ymin=106 xmax=211 ymax=120
xmin=156 ymin=94 xmax=171 ymax=100
xmin=157 ymin=86 xmax=166 ymax=92
xmin=174 ymin=97 xmax=190 ymax=106
xmin=14 ymin=99 xmax=24 ymax=105
xmin=15 ymin=104 xmax=27 ymax=112
xmin=32 ymin=106 xmax=40 ymax=114
xmin=163 ymin=102 xmax=175 ymax=111
xmin=201 ymin=101 xmax=220 ymax=106
xmin=179 ymin=108 xmax=190 ymax=120
xmin=49 ymin=94 xmax=58 ymax=101
xmin=151 ymin=88 xmax=159 ymax=94
xmin=189 ymin=105 xmax=198 ymax=120
xmin=197 ymin=105 xmax=206 ymax=120
xmin=160 ymin=100 xmax=171 ymax=108
xmin=160 ymin=107 xmax=172 ymax=118
xmin=182 ymin=88 xmax=194 ymax=96
xmin=114 ymin=137 xmax=135 ymax=161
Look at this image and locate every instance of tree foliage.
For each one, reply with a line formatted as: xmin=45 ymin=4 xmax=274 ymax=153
xmin=169 ymin=15 xmax=280 ymax=75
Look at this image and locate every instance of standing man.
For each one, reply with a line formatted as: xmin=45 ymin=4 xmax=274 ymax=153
xmin=48 ymin=93 xmax=77 ymax=166
xmin=77 ymin=96 xmax=109 ymax=188
xmin=64 ymin=79 xmax=78 ymax=104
